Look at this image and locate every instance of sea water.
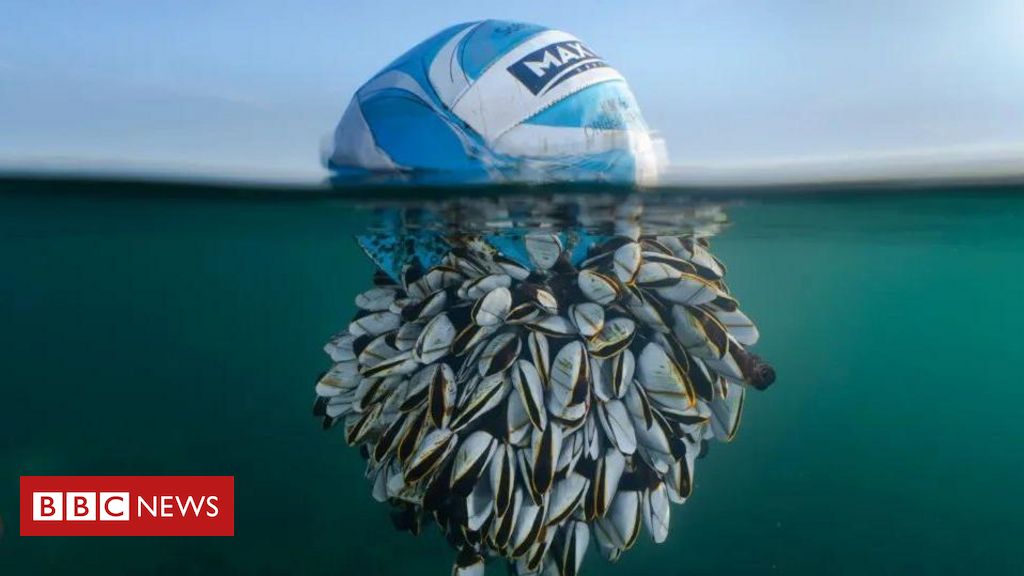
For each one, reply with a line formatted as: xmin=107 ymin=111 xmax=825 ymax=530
xmin=1 ymin=178 xmax=1022 ymax=575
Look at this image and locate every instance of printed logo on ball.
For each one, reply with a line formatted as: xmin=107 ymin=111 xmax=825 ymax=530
xmin=19 ymin=476 xmax=234 ymax=536
xmin=507 ymin=40 xmax=608 ymax=95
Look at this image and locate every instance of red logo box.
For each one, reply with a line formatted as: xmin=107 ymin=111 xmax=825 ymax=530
xmin=20 ymin=476 xmax=234 ymax=536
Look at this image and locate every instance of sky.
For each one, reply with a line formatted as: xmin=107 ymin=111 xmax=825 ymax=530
xmin=1 ymin=0 xmax=1023 ymax=184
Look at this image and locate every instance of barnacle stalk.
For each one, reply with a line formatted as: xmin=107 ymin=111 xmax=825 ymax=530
xmin=313 ymin=195 xmax=774 ymax=576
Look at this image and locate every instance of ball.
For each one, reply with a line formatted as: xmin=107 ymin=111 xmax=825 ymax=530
xmin=325 ymin=20 xmax=660 ymax=184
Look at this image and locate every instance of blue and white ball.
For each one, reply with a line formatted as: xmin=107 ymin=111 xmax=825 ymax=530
xmin=325 ymin=20 xmax=661 ymax=184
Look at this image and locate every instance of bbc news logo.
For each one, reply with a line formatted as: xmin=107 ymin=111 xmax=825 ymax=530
xmin=32 ymin=491 xmax=219 ymax=521
xmin=20 ymin=476 xmax=233 ymax=536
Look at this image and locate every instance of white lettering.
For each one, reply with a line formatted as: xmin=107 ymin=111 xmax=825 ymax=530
xmin=138 ymin=495 xmax=158 ymax=517
xmin=176 ymin=495 xmax=205 ymax=517
xmin=525 ymin=50 xmax=562 ymax=77
xmin=205 ymin=496 xmax=219 ymax=518
xmin=556 ymin=45 xmax=582 ymax=65
xmin=160 ymin=495 xmax=175 ymax=517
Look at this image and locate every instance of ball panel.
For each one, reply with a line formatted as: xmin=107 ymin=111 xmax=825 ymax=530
xmin=458 ymin=20 xmax=548 ymax=82
xmin=524 ymin=80 xmax=647 ymax=131
xmin=361 ymin=89 xmax=486 ymax=173
xmin=326 ymin=98 xmax=397 ymax=171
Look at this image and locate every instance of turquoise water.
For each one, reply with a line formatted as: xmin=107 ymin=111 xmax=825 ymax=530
xmin=1 ymin=178 xmax=1023 ymax=574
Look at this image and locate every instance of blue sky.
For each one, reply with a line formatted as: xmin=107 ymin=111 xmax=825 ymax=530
xmin=2 ymin=0 xmax=1023 ymax=183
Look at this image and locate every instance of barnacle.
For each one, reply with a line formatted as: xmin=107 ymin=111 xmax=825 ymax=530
xmin=313 ymin=196 xmax=774 ymax=575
